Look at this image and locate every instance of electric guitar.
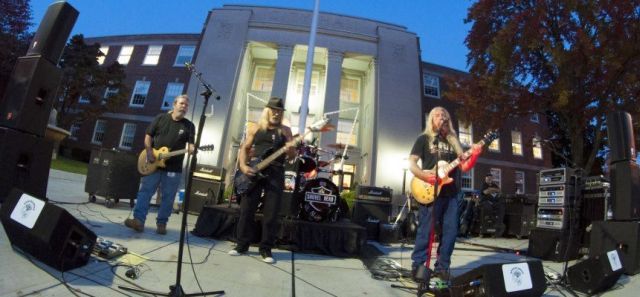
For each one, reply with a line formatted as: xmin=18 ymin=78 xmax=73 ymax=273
xmin=411 ymin=131 xmax=498 ymax=204
xmin=233 ymin=118 xmax=332 ymax=196
xmin=137 ymin=144 xmax=215 ymax=175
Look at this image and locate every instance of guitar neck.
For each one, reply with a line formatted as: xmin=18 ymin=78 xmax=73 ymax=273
xmin=254 ymin=133 xmax=308 ymax=171
xmin=160 ymin=148 xmax=188 ymax=159
xmin=440 ymin=138 xmax=488 ymax=175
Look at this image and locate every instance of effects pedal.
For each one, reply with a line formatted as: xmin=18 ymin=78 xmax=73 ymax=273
xmin=93 ymin=237 xmax=128 ymax=259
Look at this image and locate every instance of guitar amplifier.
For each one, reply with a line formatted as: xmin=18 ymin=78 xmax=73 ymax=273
xmin=193 ymin=164 xmax=225 ymax=181
xmin=356 ymin=185 xmax=392 ymax=203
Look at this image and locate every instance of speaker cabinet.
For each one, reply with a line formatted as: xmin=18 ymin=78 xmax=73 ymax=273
xmin=187 ymin=177 xmax=223 ymax=214
xmin=590 ymin=221 xmax=640 ymax=275
xmin=352 ymin=200 xmax=391 ymax=225
xmin=84 ymin=149 xmax=140 ymax=200
xmin=607 ymin=111 xmax=636 ymax=164
xmin=0 ymin=127 xmax=52 ymax=202
xmin=0 ymin=56 xmax=62 ymax=137
xmin=527 ymin=228 xmax=581 ymax=262
xmin=450 ymin=260 xmax=547 ymax=297
xmin=610 ymin=161 xmax=640 ymax=220
xmin=568 ymin=250 xmax=624 ymax=294
xmin=0 ymin=189 xmax=96 ymax=271
xmin=26 ymin=1 xmax=79 ymax=64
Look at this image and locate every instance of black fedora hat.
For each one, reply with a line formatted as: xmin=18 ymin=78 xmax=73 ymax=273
xmin=266 ymin=96 xmax=285 ymax=111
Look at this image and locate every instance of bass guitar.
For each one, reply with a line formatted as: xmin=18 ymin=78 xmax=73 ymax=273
xmin=233 ymin=118 xmax=331 ymax=196
xmin=410 ymin=130 xmax=498 ymax=204
xmin=137 ymin=144 xmax=215 ymax=175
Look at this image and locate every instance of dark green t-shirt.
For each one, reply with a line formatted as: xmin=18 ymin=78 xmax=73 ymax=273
xmin=146 ymin=113 xmax=195 ymax=172
xmin=410 ymin=133 xmax=460 ymax=197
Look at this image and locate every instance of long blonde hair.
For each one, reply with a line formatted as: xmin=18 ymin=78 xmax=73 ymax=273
xmin=424 ymin=106 xmax=463 ymax=154
xmin=258 ymin=107 xmax=281 ymax=130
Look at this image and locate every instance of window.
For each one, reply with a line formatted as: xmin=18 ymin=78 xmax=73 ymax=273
xmin=161 ymin=82 xmax=184 ymax=110
xmin=174 ymin=45 xmax=195 ymax=66
xmin=458 ymin=121 xmax=472 ymax=147
xmin=97 ymin=46 xmax=109 ymax=65
xmin=117 ymin=45 xmax=134 ymax=65
xmin=143 ymin=45 xmax=162 ymax=65
xmin=488 ymin=137 xmax=500 ymax=152
xmin=530 ymin=113 xmax=540 ymax=123
xmin=332 ymin=164 xmax=355 ymax=191
xmin=92 ymin=120 xmax=107 ymax=144
xmin=533 ymin=136 xmax=543 ymax=159
xmin=119 ymin=123 xmax=136 ymax=149
xmin=69 ymin=123 xmax=81 ymax=140
xmin=251 ymin=65 xmax=275 ymax=92
xmin=515 ymin=171 xmax=525 ymax=194
xmin=102 ymin=87 xmax=119 ymax=104
xmin=423 ymin=73 xmax=440 ymax=98
xmin=130 ymin=80 xmax=151 ymax=107
xmin=512 ymin=130 xmax=523 ymax=156
xmin=490 ymin=168 xmax=502 ymax=189
xmin=340 ymin=77 xmax=360 ymax=104
xmin=337 ymin=119 xmax=358 ymax=146
xmin=78 ymin=95 xmax=90 ymax=104
xmin=461 ymin=168 xmax=474 ymax=191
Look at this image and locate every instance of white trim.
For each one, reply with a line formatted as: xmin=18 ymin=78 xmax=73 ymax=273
xmin=515 ymin=170 xmax=525 ymax=194
xmin=142 ymin=45 xmax=162 ymax=65
xmin=117 ymin=45 xmax=134 ymax=65
xmin=91 ymin=120 xmax=107 ymax=144
xmin=129 ymin=80 xmax=151 ymax=107
xmin=118 ymin=123 xmax=136 ymax=149
xmin=173 ymin=45 xmax=195 ymax=66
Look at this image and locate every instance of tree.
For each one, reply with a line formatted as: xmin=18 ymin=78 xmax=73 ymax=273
xmin=0 ymin=0 xmax=33 ymax=97
xmin=55 ymin=35 xmax=129 ymax=129
xmin=447 ymin=0 xmax=640 ymax=174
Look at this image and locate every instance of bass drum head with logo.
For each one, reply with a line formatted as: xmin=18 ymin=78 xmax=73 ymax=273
xmin=298 ymin=178 xmax=340 ymax=222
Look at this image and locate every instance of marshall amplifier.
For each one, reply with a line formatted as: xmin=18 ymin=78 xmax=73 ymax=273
xmin=356 ymin=185 xmax=392 ymax=203
xmin=187 ymin=177 xmax=224 ymax=214
xmin=193 ymin=164 xmax=225 ymax=181
xmin=539 ymin=168 xmax=575 ymax=185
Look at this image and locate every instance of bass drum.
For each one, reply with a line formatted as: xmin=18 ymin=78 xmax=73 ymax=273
xmin=298 ymin=178 xmax=341 ymax=222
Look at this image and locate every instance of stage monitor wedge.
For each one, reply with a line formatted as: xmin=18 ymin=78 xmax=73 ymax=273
xmin=450 ymin=260 xmax=547 ymax=297
xmin=0 ymin=188 xmax=97 ymax=271
xmin=568 ymin=250 xmax=624 ymax=294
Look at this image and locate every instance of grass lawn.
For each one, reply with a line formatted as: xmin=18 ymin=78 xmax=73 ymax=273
xmin=50 ymin=156 xmax=88 ymax=175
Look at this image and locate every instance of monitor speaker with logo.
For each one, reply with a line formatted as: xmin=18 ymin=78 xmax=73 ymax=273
xmin=352 ymin=185 xmax=392 ymax=225
xmin=0 ymin=189 xmax=96 ymax=271
xmin=26 ymin=1 xmax=79 ymax=64
xmin=527 ymin=228 xmax=581 ymax=262
xmin=0 ymin=56 xmax=62 ymax=137
xmin=567 ymin=250 xmax=624 ymax=294
xmin=610 ymin=161 xmax=640 ymax=221
xmin=607 ymin=111 xmax=636 ymax=164
xmin=187 ymin=177 xmax=224 ymax=214
xmin=590 ymin=221 xmax=640 ymax=275
xmin=449 ymin=260 xmax=546 ymax=297
xmin=0 ymin=127 xmax=52 ymax=203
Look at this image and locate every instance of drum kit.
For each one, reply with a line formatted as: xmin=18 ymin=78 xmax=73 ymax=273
xmin=286 ymin=142 xmax=350 ymax=223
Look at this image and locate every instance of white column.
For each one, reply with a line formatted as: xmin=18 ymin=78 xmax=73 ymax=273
xmin=271 ymin=44 xmax=294 ymax=100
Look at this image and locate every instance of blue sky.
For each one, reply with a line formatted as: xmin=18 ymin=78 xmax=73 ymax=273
xmin=31 ymin=0 xmax=473 ymax=71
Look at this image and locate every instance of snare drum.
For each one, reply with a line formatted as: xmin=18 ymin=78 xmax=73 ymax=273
xmin=297 ymin=178 xmax=341 ymax=222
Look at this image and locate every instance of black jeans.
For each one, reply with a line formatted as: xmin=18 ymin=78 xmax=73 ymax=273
xmin=236 ymin=166 xmax=284 ymax=250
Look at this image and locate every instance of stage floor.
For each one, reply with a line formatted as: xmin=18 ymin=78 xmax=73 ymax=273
xmin=0 ymin=169 xmax=638 ymax=296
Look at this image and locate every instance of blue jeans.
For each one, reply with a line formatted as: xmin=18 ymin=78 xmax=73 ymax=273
xmin=411 ymin=192 xmax=461 ymax=272
xmin=132 ymin=170 xmax=182 ymax=225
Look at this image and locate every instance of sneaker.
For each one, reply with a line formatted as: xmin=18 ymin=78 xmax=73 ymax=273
xmin=124 ymin=218 xmax=144 ymax=232
xmin=156 ymin=223 xmax=167 ymax=235
xmin=260 ymin=249 xmax=275 ymax=264
xmin=228 ymin=246 xmax=248 ymax=256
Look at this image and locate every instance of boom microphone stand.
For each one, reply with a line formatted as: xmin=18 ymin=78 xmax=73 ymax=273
xmin=119 ymin=63 xmax=224 ymax=296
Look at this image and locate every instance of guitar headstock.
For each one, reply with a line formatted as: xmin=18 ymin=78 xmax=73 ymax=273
xmin=481 ymin=130 xmax=499 ymax=145
xmin=308 ymin=117 xmax=333 ymax=132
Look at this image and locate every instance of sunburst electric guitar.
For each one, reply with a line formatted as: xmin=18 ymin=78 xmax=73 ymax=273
xmin=137 ymin=144 xmax=215 ymax=175
xmin=233 ymin=118 xmax=332 ymax=196
xmin=411 ymin=131 xmax=498 ymax=204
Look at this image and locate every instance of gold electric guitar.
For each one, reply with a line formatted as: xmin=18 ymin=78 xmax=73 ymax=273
xmin=410 ymin=131 xmax=498 ymax=204
xmin=137 ymin=144 xmax=215 ymax=175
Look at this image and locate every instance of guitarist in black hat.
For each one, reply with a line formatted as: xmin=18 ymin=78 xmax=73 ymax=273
xmin=228 ymin=96 xmax=296 ymax=264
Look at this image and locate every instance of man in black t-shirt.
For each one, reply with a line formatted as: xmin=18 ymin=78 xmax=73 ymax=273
xmin=477 ymin=173 xmax=506 ymax=236
xmin=125 ymin=95 xmax=195 ymax=234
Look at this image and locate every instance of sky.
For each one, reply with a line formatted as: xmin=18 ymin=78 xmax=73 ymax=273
xmin=30 ymin=0 xmax=474 ymax=71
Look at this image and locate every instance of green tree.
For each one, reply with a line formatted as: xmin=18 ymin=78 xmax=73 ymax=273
xmin=0 ymin=0 xmax=33 ymax=97
xmin=55 ymin=35 xmax=129 ymax=129
xmin=448 ymin=0 xmax=640 ymax=174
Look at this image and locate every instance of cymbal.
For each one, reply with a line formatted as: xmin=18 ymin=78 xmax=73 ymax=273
xmin=327 ymin=143 xmax=346 ymax=149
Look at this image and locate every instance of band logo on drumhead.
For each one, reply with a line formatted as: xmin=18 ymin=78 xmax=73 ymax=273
xmin=304 ymin=185 xmax=337 ymax=205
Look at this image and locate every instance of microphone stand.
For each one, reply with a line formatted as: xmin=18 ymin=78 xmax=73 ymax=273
xmin=119 ymin=64 xmax=224 ymax=297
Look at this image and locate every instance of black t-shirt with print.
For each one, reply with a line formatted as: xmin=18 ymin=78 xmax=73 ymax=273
xmin=410 ymin=133 xmax=460 ymax=197
xmin=146 ymin=113 xmax=195 ymax=172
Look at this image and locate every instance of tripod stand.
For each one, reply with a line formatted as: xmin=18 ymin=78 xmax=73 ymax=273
xmin=119 ymin=64 xmax=224 ymax=296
